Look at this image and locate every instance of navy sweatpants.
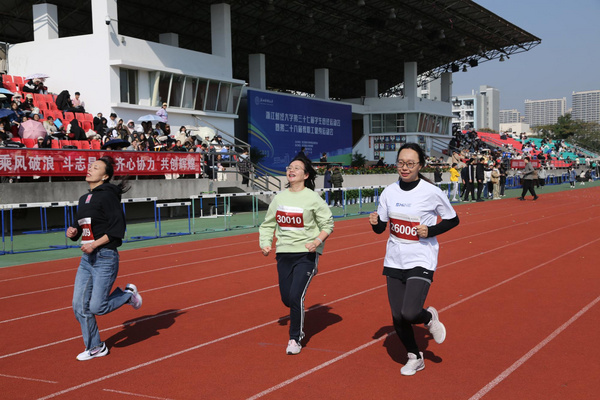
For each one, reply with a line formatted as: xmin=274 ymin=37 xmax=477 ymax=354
xmin=276 ymin=252 xmax=318 ymax=342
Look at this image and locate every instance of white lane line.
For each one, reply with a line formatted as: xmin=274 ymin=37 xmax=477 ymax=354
xmin=35 ymin=285 xmax=384 ymax=400
xmin=102 ymin=388 xmax=175 ymax=399
xmin=244 ymin=238 xmax=600 ymax=399
xmin=468 ymin=294 xmax=600 ymax=400
xmin=0 ymin=373 xmax=58 ymax=384
xmin=0 ymin=258 xmax=381 ymax=359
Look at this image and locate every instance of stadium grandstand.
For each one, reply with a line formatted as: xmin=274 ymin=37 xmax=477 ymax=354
xmin=2 ymin=0 xmax=546 ymax=208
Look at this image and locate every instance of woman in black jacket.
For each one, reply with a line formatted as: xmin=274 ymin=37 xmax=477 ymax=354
xmin=67 ymin=156 xmax=142 ymax=361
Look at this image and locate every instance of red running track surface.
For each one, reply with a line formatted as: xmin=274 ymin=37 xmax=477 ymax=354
xmin=0 ymin=187 xmax=599 ymax=399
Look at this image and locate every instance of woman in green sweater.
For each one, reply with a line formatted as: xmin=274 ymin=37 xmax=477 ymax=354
xmin=259 ymin=156 xmax=334 ymax=355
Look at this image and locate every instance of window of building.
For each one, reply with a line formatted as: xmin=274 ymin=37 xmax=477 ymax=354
xmin=119 ymin=68 xmax=137 ymax=104
xmin=370 ymin=113 xmax=405 ymax=133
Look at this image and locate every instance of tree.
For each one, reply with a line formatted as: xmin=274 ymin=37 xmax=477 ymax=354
xmin=534 ymin=113 xmax=600 ymax=153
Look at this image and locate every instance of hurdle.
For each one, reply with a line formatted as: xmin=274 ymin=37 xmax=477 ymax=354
xmin=156 ymin=202 xmax=192 ymax=237
xmin=191 ymin=191 xmax=266 ymax=233
xmin=121 ymin=197 xmax=158 ymax=242
xmin=190 ymin=193 xmax=229 ymax=233
xmin=0 ymin=201 xmax=76 ymax=255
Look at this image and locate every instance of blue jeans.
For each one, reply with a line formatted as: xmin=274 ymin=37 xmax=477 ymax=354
xmin=72 ymin=248 xmax=131 ymax=350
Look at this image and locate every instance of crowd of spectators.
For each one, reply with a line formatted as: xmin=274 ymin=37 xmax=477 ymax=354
xmin=1 ymin=73 xmax=250 ymax=182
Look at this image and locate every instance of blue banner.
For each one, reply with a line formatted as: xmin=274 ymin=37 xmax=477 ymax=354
xmin=248 ymin=90 xmax=352 ymax=175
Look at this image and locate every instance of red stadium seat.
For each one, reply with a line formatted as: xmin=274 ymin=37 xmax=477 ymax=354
xmin=3 ymin=74 xmax=15 ymax=83
xmin=59 ymin=140 xmax=72 ymax=148
xmin=37 ymin=101 xmax=49 ymax=110
xmin=82 ymin=113 xmax=94 ymax=122
xmin=23 ymin=138 xmax=37 ymax=148
xmin=43 ymin=94 xmax=54 ymax=103
xmin=82 ymin=121 xmax=93 ymax=131
xmin=13 ymin=76 xmax=25 ymax=85
xmin=90 ymin=139 xmax=101 ymax=150
xmin=47 ymin=102 xmax=58 ymax=111
xmin=33 ymin=93 xmax=45 ymax=104
xmin=10 ymin=137 xmax=22 ymax=143
xmin=50 ymin=139 xmax=60 ymax=149
xmin=64 ymin=112 xmax=75 ymax=121
xmin=74 ymin=140 xmax=90 ymax=150
xmin=2 ymin=82 xmax=17 ymax=92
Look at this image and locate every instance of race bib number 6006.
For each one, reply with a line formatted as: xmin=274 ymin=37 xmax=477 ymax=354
xmin=276 ymin=206 xmax=305 ymax=231
xmin=389 ymin=212 xmax=420 ymax=243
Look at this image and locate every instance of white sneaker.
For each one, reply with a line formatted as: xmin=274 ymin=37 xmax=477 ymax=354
xmin=401 ymin=352 xmax=425 ymax=376
xmin=76 ymin=342 xmax=108 ymax=361
xmin=426 ymin=306 xmax=446 ymax=344
xmin=125 ymin=284 xmax=143 ymax=310
xmin=286 ymin=339 xmax=302 ymax=355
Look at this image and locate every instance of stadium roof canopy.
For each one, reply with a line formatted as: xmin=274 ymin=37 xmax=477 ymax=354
xmin=1 ymin=0 xmax=541 ymax=99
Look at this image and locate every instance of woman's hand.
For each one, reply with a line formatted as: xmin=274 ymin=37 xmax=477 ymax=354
xmin=415 ymin=224 xmax=428 ymax=238
xmin=80 ymin=242 xmax=96 ymax=254
xmin=305 ymin=240 xmax=320 ymax=253
xmin=369 ymin=211 xmax=379 ymax=225
xmin=261 ymin=246 xmax=271 ymax=256
xmin=66 ymin=227 xmax=78 ymax=238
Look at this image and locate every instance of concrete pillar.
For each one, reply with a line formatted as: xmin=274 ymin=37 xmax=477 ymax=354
xmin=314 ymin=68 xmax=329 ymax=99
xmin=404 ymin=62 xmax=418 ymax=109
xmin=33 ymin=3 xmax=59 ymax=40
xmin=365 ymin=79 xmax=378 ymax=98
xmin=159 ymin=33 xmax=179 ymax=47
xmin=92 ymin=0 xmax=118 ymax=35
xmin=249 ymin=54 xmax=266 ymax=90
xmin=440 ymin=72 xmax=451 ymax=103
xmin=211 ymin=3 xmax=232 ymax=59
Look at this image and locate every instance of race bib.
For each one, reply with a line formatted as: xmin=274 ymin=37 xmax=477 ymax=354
xmin=78 ymin=217 xmax=95 ymax=244
xmin=388 ymin=212 xmax=420 ymax=243
xmin=276 ymin=206 xmax=305 ymax=231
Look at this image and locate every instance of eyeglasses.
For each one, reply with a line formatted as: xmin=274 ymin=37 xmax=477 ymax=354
xmin=286 ymin=166 xmax=305 ymax=172
xmin=396 ymin=161 xmax=419 ymax=169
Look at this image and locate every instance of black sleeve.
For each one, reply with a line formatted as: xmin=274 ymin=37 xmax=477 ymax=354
xmin=426 ymin=215 xmax=460 ymax=238
xmin=371 ymin=216 xmax=387 ymax=234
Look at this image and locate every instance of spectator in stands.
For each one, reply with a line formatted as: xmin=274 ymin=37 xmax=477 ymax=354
xmin=67 ymin=119 xmax=87 ymax=141
xmin=156 ymin=102 xmax=168 ymax=132
xmin=475 ymin=157 xmax=485 ymax=202
xmin=115 ymin=119 xmax=129 ymax=139
xmin=491 ymin=163 xmax=500 ymax=200
xmin=296 ymin=146 xmax=307 ymax=159
xmin=538 ymin=165 xmax=547 ymax=188
xmin=433 ymin=166 xmax=443 ymax=187
xmin=175 ymin=126 xmax=188 ymax=144
xmin=461 ymin=158 xmax=475 ymax=202
xmin=71 ymin=92 xmax=85 ymax=112
xmin=55 ymin=90 xmax=78 ymax=112
xmin=518 ymin=157 xmax=538 ymax=201
xmin=7 ymin=101 xmax=24 ymax=136
xmin=330 ymin=165 xmax=344 ymax=207
xmin=320 ymin=152 xmax=328 ymax=163
xmin=172 ymin=140 xmax=187 ymax=152
xmin=106 ymin=113 xmax=118 ymax=130
xmin=0 ymin=120 xmax=10 ymax=141
xmin=20 ymin=94 xmax=36 ymax=115
xmin=33 ymin=136 xmax=45 ymax=148
xmin=238 ymin=148 xmax=251 ymax=186
xmin=22 ymin=78 xmax=46 ymax=94
xmin=216 ymin=154 xmax=226 ymax=181
xmin=449 ymin=163 xmax=460 ymax=202
xmin=126 ymin=120 xmax=136 ymax=134
xmin=499 ymin=162 xmax=507 ymax=197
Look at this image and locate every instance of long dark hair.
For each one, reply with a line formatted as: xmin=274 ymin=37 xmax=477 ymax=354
xmin=286 ymin=156 xmax=317 ymax=190
xmin=98 ymin=156 xmax=130 ymax=193
xmin=396 ymin=142 xmax=432 ymax=183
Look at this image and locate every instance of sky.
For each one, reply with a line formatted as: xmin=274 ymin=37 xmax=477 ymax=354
xmin=451 ymin=0 xmax=600 ymax=113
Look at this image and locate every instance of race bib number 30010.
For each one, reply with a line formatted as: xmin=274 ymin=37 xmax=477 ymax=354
xmin=78 ymin=217 xmax=95 ymax=244
xmin=389 ymin=212 xmax=420 ymax=243
xmin=276 ymin=206 xmax=305 ymax=231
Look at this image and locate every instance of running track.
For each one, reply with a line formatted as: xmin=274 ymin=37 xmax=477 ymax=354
xmin=1 ymin=188 xmax=599 ymax=399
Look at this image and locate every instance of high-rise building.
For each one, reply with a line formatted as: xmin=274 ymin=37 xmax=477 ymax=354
xmin=499 ymin=109 xmax=521 ymax=124
xmin=524 ymin=98 xmax=566 ymax=127
xmin=452 ymin=85 xmax=500 ymax=132
xmin=572 ymin=90 xmax=600 ymax=124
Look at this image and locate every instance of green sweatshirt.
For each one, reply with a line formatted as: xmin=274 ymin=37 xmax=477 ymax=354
xmin=259 ymin=188 xmax=334 ymax=254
